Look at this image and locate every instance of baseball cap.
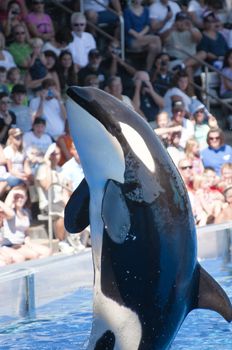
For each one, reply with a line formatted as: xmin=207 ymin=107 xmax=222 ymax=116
xmin=88 ymin=49 xmax=101 ymax=58
xmin=172 ymin=100 xmax=185 ymax=110
xmin=202 ymin=10 xmax=218 ymax=22
xmin=11 ymin=84 xmax=27 ymax=94
xmin=175 ymin=11 xmax=191 ymax=22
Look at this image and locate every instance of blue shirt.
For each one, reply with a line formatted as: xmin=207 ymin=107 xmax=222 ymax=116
xmin=124 ymin=6 xmax=150 ymax=47
xmin=201 ymin=144 xmax=232 ymax=175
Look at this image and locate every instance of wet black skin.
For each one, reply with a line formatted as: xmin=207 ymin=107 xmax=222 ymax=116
xmin=65 ymin=87 xmax=232 ymax=349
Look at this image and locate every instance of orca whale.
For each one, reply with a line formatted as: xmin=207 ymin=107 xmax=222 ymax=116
xmin=65 ymin=86 xmax=232 ymax=350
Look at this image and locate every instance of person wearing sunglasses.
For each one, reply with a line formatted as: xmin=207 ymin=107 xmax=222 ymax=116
xmin=68 ymin=12 xmax=96 ymax=70
xmin=0 ymin=92 xmax=16 ymax=144
xmin=201 ymin=128 xmax=232 ymax=176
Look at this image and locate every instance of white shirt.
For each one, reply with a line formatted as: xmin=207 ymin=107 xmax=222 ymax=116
xmin=62 ymin=157 xmax=84 ymax=190
xmin=23 ymin=130 xmax=53 ymax=154
xmin=0 ymin=50 xmax=16 ymax=70
xmin=84 ymin=0 xmax=109 ymax=12
xmin=68 ymin=31 xmax=96 ymax=68
xmin=29 ymin=97 xmax=65 ymax=139
xmin=149 ymin=0 xmax=181 ymax=34
xmin=4 ymin=146 xmax=25 ymax=173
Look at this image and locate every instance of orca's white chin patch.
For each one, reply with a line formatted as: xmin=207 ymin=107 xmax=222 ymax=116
xmin=119 ymin=122 xmax=155 ymax=173
xmin=66 ymin=97 xmax=125 ymax=187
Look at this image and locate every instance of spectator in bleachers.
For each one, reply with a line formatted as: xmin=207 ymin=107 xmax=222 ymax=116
xmin=170 ymin=99 xmax=194 ymax=148
xmin=25 ymin=0 xmax=55 ymax=42
xmin=214 ymin=185 xmax=232 ymax=224
xmin=195 ymin=168 xmax=225 ymax=224
xmin=190 ymin=98 xmax=218 ymax=149
xmin=6 ymin=67 xmax=23 ymax=92
xmin=57 ymin=50 xmax=78 ymax=96
xmin=10 ymin=84 xmax=32 ymax=132
xmin=105 ymin=75 xmax=137 ymax=111
xmin=3 ymin=184 xmax=51 ymax=259
xmin=149 ymin=0 xmax=181 ymax=38
xmin=28 ymin=37 xmax=47 ymax=81
xmin=218 ymin=162 xmax=232 ymax=192
xmin=154 ymin=110 xmax=181 ymax=147
xmin=56 ymin=119 xmax=72 ymax=166
xmin=132 ymin=70 xmax=164 ymax=123
xmin=100 ymin=38 xmax=136 ymax=96
xmin=61 ymin=142 xmax=84 ymax=191
xmin=29 ymin=78 xmax=66 ymax=140
xmin=77 ymin=48 xmax=107 ymax=89
xmin=187 ymin=0 xmax=206 ymax=29
xmin=163 ymin=69 xmax=194 ymax=117
xmin=23 ymin=116 xmax=52 ymax=156
xmin=44 ymin=50 xmax=61 ymax=92
xmin=81 ymin=0 xmax=122 ymax=38
xmin=35 ymin=143 xmax=74 ymax=253
xmin=124 ymin=0 xmax=161 ymax=72
xmin=197 ymin=10 xmax=228 ymax=69
xmin=151 ymin=52 xmax=173 ymax=97
xmin=68 ymin=12 xmax=96 ymax=70
xmin=3 ymin=127 xmax=31 ymax=186
xmin=0 ymin=91 xmax=16 ymax=145
xmin=162 ymin=11 xmax=204 ymax=80
xmin=167 ymin=129 xmax=185 ymax=167
xmin=2 ymin=0 xmax=28 ymax=45
xmin=0 ymin=31 xmax=16 ymax=71
xmin=201 ymin=128 xmax=232 ymax=175
xmin=0 ymin=66 xmax=9 ymax=93
xmin=220 ymin=48 xmax=232 ymax=98
xmin=42 ymin=28 xmax=73 ymax=57
xmin=7 ymin=23 xmax=32 ymax=77
xmin=83 ymin=74 xmax=100 ymax=88
xmin=184 ymin=137 xmax=204 ymax=175
xmin=0 ymin=199 xmax=25 ymax=265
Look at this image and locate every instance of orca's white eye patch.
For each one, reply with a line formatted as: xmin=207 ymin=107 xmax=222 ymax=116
xmin=119 ymin=122 xmax=155 ymax=172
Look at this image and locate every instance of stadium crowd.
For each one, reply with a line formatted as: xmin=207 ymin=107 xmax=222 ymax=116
xmin=0 ymin=0 xmax=232 ymax=266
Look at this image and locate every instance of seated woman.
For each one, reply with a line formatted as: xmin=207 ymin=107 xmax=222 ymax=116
xmin=0 ymin=199 xmax=25 ymax=265
xmin=3 ymin=185 xmax=51 ymax=260
xmin=124 ymin=0 xmax=161 ymax=72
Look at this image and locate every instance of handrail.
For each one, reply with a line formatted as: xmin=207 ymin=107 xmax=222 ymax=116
xmin=171 ymin=45 xmax=232 ymax=111
xmin=197 ymin=220 xmax=232 ymax=234
xmin=50 ymin=0 xmax=125 ymax=59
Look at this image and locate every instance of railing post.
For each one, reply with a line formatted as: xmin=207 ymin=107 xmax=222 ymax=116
xmin=19 ymin=272 xmax=36 ymax=318
xmin=119 ymin=15 xmax=125 ymax=61
xmin=48 ymin=185 xmax=53 ymax=252
xmin=204 ymin=66 xmax=210 ymax=111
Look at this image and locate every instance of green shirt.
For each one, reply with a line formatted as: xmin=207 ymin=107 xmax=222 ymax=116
xmin=8 ymin=42 xmax=32 ymax=74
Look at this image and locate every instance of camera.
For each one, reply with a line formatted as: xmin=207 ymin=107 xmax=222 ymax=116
xmin=112 ymin=48 xmax=121 ymax=56
xmin=161 ymin=61 xmax=168 ymax=67
xmin=47 ymin=88 xmax=54 ymax=98
xmin=11 ymin=10 xmax=20 ymax=15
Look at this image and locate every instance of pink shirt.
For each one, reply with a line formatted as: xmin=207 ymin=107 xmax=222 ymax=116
xmin=26 ymin=12 xmax=53 ymax=34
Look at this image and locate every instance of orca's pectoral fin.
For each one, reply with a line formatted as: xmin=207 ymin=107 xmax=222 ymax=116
xmin=197 ymin=264 xmax=232 ymax=322
xmin=64 ymin=178 xmax=90 ymax=233
xmin=102 ymin=180 xmax=130 ymax=244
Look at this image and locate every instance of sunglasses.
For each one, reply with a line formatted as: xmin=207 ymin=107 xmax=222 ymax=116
xmin=14 ymin=135 xmax=22 ymax=140
xmin=180 ymin=165 xmax=193 ymax=170
xmin=0 ymin=100 xmax=10 ymax=104
xmin=209 ymin=136 xmax=220 ymax=140
xmin=73 ymin=23 xmax=85 ymax=27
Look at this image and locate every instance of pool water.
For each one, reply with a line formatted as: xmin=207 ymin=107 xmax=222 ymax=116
xmin=0 ymin=259 xmax=231 ymax=350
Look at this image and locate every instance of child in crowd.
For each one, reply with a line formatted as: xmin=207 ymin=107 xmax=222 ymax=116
xmin=185 ymin=137 xmax=204 ymax=175
xmin=6 ymin=66 xmax=22 ymax=92
xmin=10 ymin=84 xmax=31 ymax=131
xmin=214 ymin=186 xmax=232 ymax=224
xmin=29 ymin=37 xmax=47 ymax=80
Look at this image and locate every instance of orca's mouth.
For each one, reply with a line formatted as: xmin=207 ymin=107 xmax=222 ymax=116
xmin=66 ymin=86 xmax=122 ymax=136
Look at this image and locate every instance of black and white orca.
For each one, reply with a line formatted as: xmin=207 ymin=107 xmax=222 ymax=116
xmin=65 ymin=86 xmax=232 ymax=350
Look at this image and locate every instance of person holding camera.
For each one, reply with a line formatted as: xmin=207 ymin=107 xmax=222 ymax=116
xmin=29 ymin=78 xmax=66 ymax=140
xmin=2 ymin=0 xmax=27 ymax=45
xmin=132 ymin=70 xmax=164 ymax=125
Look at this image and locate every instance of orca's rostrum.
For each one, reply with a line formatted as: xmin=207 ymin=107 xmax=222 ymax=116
xmin=65 ymin=86 xmax=232 ymax=350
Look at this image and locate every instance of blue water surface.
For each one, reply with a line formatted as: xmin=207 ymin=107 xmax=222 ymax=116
xmin=0 ymin=259 xmax=231 ymax=349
